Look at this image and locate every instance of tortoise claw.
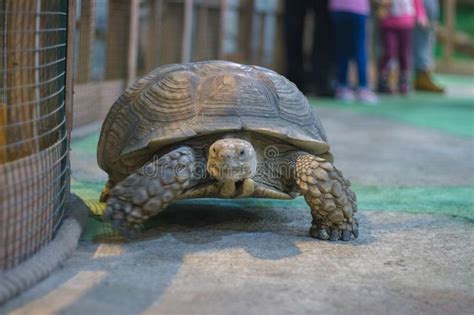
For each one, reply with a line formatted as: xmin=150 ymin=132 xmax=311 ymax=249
xmin=310 ymin=222 xmax=358 ymax=241
xmin=318 ymin=228 xmax=330 ymax=240
xmin=352 ymin=222 xmax=359 ymax=238
xmin=329 ymin=229 xmax=340 ymax=241
xmin=342 ymin=228 xmax=351 ymax=241
xmin=309 ymin=225 xmax=330 ymax=240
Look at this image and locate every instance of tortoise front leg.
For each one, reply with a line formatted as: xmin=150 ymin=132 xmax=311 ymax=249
xmin=105 ymin=146 xmax=196 ymax=236
xmin=292 ymin=153 xmax=358 ymax=241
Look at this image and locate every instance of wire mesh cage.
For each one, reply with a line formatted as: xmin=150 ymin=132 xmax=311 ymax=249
xmin=0 ymin=0 xmax=71 ymax=270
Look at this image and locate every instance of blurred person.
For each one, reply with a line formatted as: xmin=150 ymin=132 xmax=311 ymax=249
xmin=413 ymin=0 xmax=445 ymax=93
xmin=283 ymin=0 xmax=336 ymax=96
xmin=312 ymin=0 xmax=337 ymax=96
xmin=376 ymin=0 xmax=428 ymax=95
xmin=329 ymin=0 xmax=378 ymax=104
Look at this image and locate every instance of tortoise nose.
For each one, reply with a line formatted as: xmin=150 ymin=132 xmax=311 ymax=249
xmin=219 ymin=151 xmax=232 ymax=160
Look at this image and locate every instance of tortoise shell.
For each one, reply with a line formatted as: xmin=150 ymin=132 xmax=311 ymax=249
xmin=97 ymin=60 xmax=330 ymax=180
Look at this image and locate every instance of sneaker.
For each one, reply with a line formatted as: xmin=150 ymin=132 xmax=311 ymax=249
xmin=335 ymin=87 xmax=355 ymax=102
xmin=357 ymin=88 xmax=378 ymax=105
xmin=377 ymin=72 xmax=394 ymax=94
xmin=399 ymin=83 xmax=410 ymax=96
xmin=399 ymin=71 xmax=410 ymax=96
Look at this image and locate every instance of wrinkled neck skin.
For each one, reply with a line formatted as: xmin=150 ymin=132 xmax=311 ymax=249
xmin=206 ymin=137 xmax=257 ymax=185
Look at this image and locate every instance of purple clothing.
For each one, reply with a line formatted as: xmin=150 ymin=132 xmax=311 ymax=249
xmin=379 ymin=26 xmax=413 ymax=72
xmin=379 ymin=0 xmax=427 ymax=29
xmin=329 ymin=0 xmax=370 ymax=16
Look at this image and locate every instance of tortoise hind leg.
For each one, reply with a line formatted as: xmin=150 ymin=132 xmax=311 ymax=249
xmin=105 ymin=146 xmax=196 ymax=236
xmin=293 ymin=153 xmax=358 ymax=241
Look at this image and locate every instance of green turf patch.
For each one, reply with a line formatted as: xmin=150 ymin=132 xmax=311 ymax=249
xmin=310 ymin=93 xmax=474 ymax=138
xmin=435 ymin=74 xmax=474 ymax=87
xmin=167 ymin=185 xmax=474 ymax=220
xmin=352 ymin=185 xmax=474 ymax=220
xmin=72 ymin=132 xmax=100 ymax=156
xmin=72 ymin=178 xmax=474 ymax=222
xmin=72 ymin=178 xmax=473 ymax=241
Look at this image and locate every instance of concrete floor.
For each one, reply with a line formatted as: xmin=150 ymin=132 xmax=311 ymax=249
xmin=2 ymin=98 xmax=473 ymax=315
xmin=2 ymin=208 xmax=473 ymax=315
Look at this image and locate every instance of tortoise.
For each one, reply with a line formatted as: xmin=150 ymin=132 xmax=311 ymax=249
xmin=98 ymin=60 xmax=358 ymax=241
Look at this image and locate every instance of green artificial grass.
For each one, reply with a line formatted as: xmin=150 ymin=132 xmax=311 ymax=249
xmin=73 ymin=177 xmax=473 ymax=241
xmin=310 ymin=93 xmax=474 ymax=138
xmin=435 ymin=73 xmax=474 ymax=86
xmin=72 ymin=132 xmax=100 ymax=156
xmin=351 ymin=184 xmax=473 ymax=220
xmin=171 ymin=185 xmax=474 ymax=220
xmin=72 ymin=179 xmax=474 ymax=222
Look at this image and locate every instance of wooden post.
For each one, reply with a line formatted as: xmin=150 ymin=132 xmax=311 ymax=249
xmin=238 ymin=0 xmax=255 ymax=64
xmin=105 ymin=0 xmax=131 ymax=81
xmin=443 ymin=0 xmax=456 ymax=64
xmin=194 ymin=4 xmax=209 ymax=60
xmin=257 ymin=11 xmax=266 ymax=65
xmin=218 ymin=0 xmax=228 ymax=60
xmin=127 ymin=0 xmax=140 ymax=85
xmin=66 ymin=0 xmax=76 ymax=142
xmin=0 ymin=1 xmax=7 ymax=164
xmin=182 ymin=0 xmax=194 ymax=63
xmin=272 ymin=0 xmax=285 ymax=73
xmin=145 ymin=0 xmax=163 ymax=72
xmin=76 ymin=0 xmax=95 ymax=83
xmin=0 ymin=103 xmax=6 ymax=164
xmin=159 ymin=1 xmax=184 ymax=65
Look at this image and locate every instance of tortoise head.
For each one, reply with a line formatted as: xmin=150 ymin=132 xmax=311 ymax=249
xmin=207 ymin=138 xmax=257 ymax=182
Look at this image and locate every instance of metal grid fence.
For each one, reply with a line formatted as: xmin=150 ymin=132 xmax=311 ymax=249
xmin=0 ymin=0 xmax=70 ymax=270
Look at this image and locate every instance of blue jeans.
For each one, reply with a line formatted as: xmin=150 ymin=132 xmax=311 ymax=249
xmin=331 ymin=11 xmax=368 ymax=88
xmin=414 ymin=0 xmax=439 ymax=70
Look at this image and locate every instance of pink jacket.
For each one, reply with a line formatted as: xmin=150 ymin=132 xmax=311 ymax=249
xmin=379 ymin=0 xmax=427 ymax=29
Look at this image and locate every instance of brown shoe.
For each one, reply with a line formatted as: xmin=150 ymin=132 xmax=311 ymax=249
xmin=414 ymin=71 xmax=445 ymax=93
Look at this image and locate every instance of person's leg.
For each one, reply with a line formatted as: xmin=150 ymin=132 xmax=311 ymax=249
xmin=414 ymin=0 xmax=438 ymax=71
xmin=332 ymin=12 xmax=355 ymax=101
xmin=398 ymin=27 xmax=413 ymax=95
xmin=352 ymin=14 xmax=368 ymax=88
xmin=312 ymin=0 xmax=336 ymax=96
xmin=414 ymin=0 xmax=444 ymax=92
xmin=351 ymin=14 xmax=377 ymax=103
xmin=283 ymin=0 xmax=306 ymax=91
xmin=378 ymin=26 xmax=397 ymax=93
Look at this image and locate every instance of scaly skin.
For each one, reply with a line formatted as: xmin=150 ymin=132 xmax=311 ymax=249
xmin=104 ymin=139 xmax=359 ymax=242
xmin=294 ymin=153 xmax=358 ymax=241
xmin=100 ymin=180 xmax=112 ymax=202
xmin=104 ymin=146 xmax=195 ymax=236
xmin=207 ymin=138 xmax=257 ymax=196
